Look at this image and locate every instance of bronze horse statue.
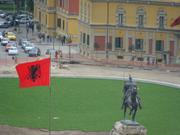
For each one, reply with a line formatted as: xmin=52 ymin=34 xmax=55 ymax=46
xmin=121 ymin=76 xmax=142 ymax=121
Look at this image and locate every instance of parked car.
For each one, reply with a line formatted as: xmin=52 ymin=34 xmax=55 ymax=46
xmin=15 ymin=14 xmax=27 ymax=20
xmin=0 ymin=21 xmax=9 ymax=28
xmin=5 ymin=41 xmax=17 ymax=52
xmin=28 ymin=47 xmax=41 ymax=57
xmin=6 ymin=20 xmax=14 ymax=27
xmin=24 ymin=43 xmax=34 ymax=53
xmin=21 ymin=40 xmax=30 ymax=49
xmin=1 ymin=38 xmax=9 ymax=46
xmin=5 ymin=14 xmax=13 ymax=21
xmin=45 ymin=48 xmax=56 ymax=59
xmin=18 ymin=17 xmax=31 ymax=24
xmin=0 ymin=12 xmax=7 ymax=18
xmin=46 ymin=48 xmax=56 ymax=55
xmin=8 ymin=46 xmax=18 ymax=55
xmin=0 ymin=32 xmax=3 ymax=41
xmin=7 ymin=41 xmax=17 ymax=47
xmin=18 ymin=38 xmax=24 ymax=46
xmin=5 ymin=32 xmax=16 ymax=40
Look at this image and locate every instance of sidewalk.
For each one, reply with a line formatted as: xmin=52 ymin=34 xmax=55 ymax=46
xmin=8 ymin=26 xmax=180 ymax=87
xmin=0 ymin=58 xmax=180 ymax=88
xmin=27 ymin=35 xmax=180 ymax=73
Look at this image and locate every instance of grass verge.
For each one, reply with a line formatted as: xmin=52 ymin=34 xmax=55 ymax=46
xmin=0 ymin=78 xmax=180 ymax=135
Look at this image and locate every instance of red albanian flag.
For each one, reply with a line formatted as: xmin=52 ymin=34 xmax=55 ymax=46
xmin=16 ymin=58 xmax=50 ymax=88
xmin=171 ymin=16 xmax=180 ymax=27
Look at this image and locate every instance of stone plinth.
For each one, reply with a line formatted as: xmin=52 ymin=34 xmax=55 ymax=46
xmin=110 ymin=120 xmax=147 ymax=135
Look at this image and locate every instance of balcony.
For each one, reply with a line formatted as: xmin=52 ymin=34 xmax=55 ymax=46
xmin=46 ymin=7 xmax=56 ymax=13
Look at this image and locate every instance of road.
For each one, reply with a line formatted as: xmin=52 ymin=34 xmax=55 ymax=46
xmin=0 ymin=17 xmax=79 ymax=62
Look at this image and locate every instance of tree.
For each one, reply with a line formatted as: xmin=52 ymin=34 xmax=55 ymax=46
xmin=14 ymin=0 xmax=34 ymax=13
xmin=27 ymin=0 xmax=34 ymax=12
xmin=14 ymin=0 xmax=21 ymax=12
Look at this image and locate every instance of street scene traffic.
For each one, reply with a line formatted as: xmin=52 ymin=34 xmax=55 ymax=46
xmin=0 ymin=10 xmax=80 ymax=67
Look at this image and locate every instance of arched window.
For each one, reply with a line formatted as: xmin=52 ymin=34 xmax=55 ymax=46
xmin=157 ymin=9 xmax=167 ymax=29
xmin=136 ymin=8 xmax=146 ymax=27
xmin=116 ymin=8 xmax=125 ymax=26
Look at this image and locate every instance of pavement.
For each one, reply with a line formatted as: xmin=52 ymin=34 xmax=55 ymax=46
xmin=0 ymin=57 xmax=180 ymax=88
xmin=0 ymin=61 xmax=180 ymax=135
xmin=1 ymin=24 xmax=180 ymax=88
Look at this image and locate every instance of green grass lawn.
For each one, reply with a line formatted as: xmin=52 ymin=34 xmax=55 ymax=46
xmin=0 ymin=77 xmax=180 ymax=135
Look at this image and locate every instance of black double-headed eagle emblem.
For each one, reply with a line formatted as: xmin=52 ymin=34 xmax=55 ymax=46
xmin=27 ymin=64 xmax=41 ymax=82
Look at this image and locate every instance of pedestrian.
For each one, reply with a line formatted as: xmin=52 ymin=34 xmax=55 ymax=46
xmin=30 ymin=22 xmax=34 ymax=33
xmin=152 ymin=58 xmax=155 ymax=65
xmin=27 ymin=27 xmax=29 ymax=34
xmin=61 ymin=36 xmax=66 ymax=46
xmin=12 ymin=55 xmax=17 ymax=64
xmin=55 ymin=51 xmax=58 ymax=61
xmin=38 ymin=33 xmax=42 ymax=43
xmin=47 ymin=35 xmax=49 ymax=43
xmin=147 ymin=57 xmax=150 ymax=65
xmin=49 ymin=36 xmax=52 ymax=42
xmin=42 ymin=33 xmax=45 ymax=42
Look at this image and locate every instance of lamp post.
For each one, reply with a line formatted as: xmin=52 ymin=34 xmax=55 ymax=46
xmin=67 ymin=35 xmax=72 ymax=61
xmin=25 ymin=0 xmax=28 ymax=39
xmin=105 ymin=0 xmax=109 ymax=60
xmin=53 ymin=32 xmax=56 ymax=50
xmin=13 ymin=0 xmax=16 ymax=13
xmin=53 ymin=10 xmax=57 ymax=50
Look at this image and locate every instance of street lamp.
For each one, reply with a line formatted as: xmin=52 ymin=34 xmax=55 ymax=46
xmin=67 ymin=35 xmax=72 ymax=61
xmin=106 ymin=0 xmax=109 ymax=60
xmin=25 ymin=0 xmax=28 ymax=39
xmin=13 ymin=0 xmax=16 ymax=13
xmin=53 ymin=32 xmax=56 ymax=49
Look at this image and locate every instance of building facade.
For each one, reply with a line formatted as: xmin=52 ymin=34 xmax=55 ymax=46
xmin=56 ymin=0 xmax=79 ymax=43
xmin=34 ymin=0 xmax=79 ymax=43
xmin=34 ymin=0 xmax=180 ymax=64
xmin=79 ymin=0 xmax=180 ymax=64
xmin=34 ymin=0 xmax=56 ymax=36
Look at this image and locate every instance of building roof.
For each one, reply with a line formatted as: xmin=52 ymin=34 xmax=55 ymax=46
xmin=139 ymin=0 xmax=179 ymax=1
xmin=92 ymin=0 xmax=180 ymax=6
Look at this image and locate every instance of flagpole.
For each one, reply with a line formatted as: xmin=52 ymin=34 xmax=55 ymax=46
xmin=15 ymin=58 xmax=52 ymax=133
xmin=49 ymin=56 xmax=52 ymax=135
xmin=48 ymin=85 xmax=52 ymax=135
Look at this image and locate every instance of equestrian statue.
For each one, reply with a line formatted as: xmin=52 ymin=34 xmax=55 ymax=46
xmin=121 ymin=75 xmax=142 ymax=121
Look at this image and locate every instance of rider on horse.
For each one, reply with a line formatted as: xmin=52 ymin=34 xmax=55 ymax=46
xmin=122 ymin=75 xmax=137 ymax=108
xmin=121 ymin=75 xmax=142 ymax=121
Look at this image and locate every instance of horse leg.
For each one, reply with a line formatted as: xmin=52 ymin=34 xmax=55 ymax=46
xmin=129 ymin=107 xmax=133 ymax=115
xmin=121 ymin=102 xmax=124 ymax=109
xmin=124 ymin=106 xmax=127 ymax=120
xmin=121 ymin=97 xmax=126 ymax=109
xmin=139 ymin=102 xmax=142 ymax=109
xmin=132 ymin=107 xmax=137 ymax=121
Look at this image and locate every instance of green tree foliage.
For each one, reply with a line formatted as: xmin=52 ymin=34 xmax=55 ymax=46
xmin=14 ymin=0 xmax=34 ymax=12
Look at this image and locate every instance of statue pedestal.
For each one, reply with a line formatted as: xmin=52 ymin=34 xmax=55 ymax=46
xmin=110 ymin=120 xmax=147 ymax=135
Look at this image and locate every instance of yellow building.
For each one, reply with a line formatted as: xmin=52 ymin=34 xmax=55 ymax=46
xmin=34 ymin=0 xmax=180 ymax=64
xmin=56 ymin=0 xmax=79 ymax=44
xmin=34 ymin=0 xmax=79 ymax=43
xmin=34 ymin=0 xmax=56 ymax=35
xmin=79 ymin=0 xmax=180 ymax=64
